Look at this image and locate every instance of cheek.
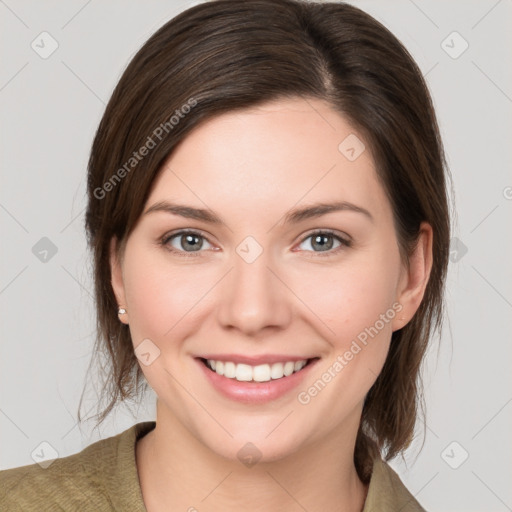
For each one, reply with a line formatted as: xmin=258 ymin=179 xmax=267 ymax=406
xmin=292 ymin=259 xmax=401 ymax=420
xmin=122 ymin=250 xmax=209 ymax=343
xmin=297 ymin=256 xmax=400 ymax=345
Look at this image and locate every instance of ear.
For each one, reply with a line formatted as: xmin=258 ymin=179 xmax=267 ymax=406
xmin=392 ymin=222 xmax=433 ymax=331
xmin=110 ymin=237 xmax=129 ymax=325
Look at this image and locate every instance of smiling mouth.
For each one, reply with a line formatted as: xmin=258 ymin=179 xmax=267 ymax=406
xmin=199 ymin=357 xmax=319 ymax=383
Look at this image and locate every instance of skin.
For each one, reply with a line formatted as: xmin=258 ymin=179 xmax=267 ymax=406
xmin=110 ymin=97 xmax=433 ymax=512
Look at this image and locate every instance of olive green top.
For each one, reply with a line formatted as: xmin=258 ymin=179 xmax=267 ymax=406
xmin=0 ymin=421 xmax=426 ymax=511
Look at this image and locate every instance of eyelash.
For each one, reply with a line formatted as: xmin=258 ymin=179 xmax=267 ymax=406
xmin=160 ymin=229 xmax=352 ymax=258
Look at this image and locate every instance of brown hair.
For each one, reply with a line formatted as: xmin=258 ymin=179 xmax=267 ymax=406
xmin=81 ymin=0 xmax=450 ymax=482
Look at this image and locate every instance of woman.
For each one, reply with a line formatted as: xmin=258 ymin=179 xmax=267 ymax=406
xmin=0 ymin=0 xmax=450 ymax=510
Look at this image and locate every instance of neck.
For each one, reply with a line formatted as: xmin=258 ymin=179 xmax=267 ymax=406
xmin=136 ymin=404 xmax=368 ymax=512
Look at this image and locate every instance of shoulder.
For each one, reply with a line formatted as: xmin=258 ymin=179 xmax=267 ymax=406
xmin=0 ymin=421 xmax=155 ymax=512
xmin=363 ymin=457 xmax=427 ymax=512
xmin=0 ymin=441 xmax=111 ymax=511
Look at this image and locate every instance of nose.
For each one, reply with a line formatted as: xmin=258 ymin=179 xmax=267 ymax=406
xmin=216 ymin=246 xmax=292 ymax=336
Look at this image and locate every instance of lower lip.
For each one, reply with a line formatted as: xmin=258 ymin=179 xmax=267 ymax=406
xmin=195 ymin=358 xmax=319 ymax=404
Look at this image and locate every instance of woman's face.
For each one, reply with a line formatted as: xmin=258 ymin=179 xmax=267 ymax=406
xmin=111 ymin=97 xmax=431 ymax=462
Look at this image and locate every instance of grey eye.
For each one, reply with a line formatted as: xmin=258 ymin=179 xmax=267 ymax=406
xmin=166 ymin=232 xmax=213 ymax=252
xmin=299 ymin=233 xmax=343 ymax=252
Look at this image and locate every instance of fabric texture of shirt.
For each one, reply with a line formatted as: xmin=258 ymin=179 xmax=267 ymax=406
xmin=0 ymin=421 xmax=426 ymax=511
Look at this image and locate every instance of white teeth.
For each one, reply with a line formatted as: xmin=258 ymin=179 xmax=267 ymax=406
xmin=294 ymin=361 xmax=304 ymax=371
xmin=253 ymin=364 xmax=271 ymax=382
xmin=207 ymin=358 xmax=309 ymax=382
xmin=235 ymin=364 xmax=253 ymax=381
xmin=224 ymin=361 xmax=236 ymax=379
xmin=270 ymin=363 xmax=284 ymax=379
xmin=283 ymin=361 xmax=295 ymax=376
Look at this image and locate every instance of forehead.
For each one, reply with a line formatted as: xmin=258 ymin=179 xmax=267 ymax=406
xmin=146 ymin=97 xmax=391 ymax=226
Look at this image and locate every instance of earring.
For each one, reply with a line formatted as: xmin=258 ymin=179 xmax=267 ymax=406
xmin=118 ymin=307 xmax=127 ymax=315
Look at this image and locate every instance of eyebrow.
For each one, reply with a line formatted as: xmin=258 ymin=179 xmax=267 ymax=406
xmin=143 ymin=200 xmax=374 ymax=225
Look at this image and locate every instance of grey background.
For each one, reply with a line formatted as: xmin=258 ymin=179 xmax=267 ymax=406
xmin=1 ymin=0 xmax=511 ymax=510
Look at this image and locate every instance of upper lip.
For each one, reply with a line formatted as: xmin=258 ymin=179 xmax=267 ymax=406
xmin=197 ymin=354 xmax=317 ymax=365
